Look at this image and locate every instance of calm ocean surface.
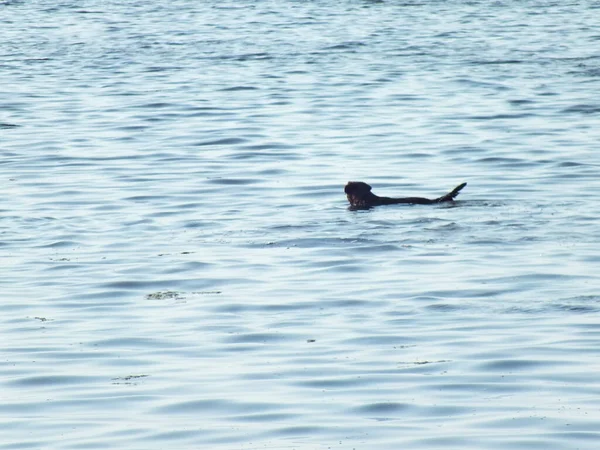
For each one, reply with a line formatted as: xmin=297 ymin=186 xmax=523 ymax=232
xmin=2 ymin=1 xmax=600 ymax=448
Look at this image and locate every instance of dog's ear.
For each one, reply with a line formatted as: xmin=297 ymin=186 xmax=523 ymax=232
xmin=354 ymin=182 xmax=372 ymax=192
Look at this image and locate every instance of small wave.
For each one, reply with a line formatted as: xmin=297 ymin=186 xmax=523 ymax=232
xmin=469 ymin=113 xmax=536 ymax=120
xmin=352 ymin=402 xmax=413 ymax=414
xmin=471 ymin=59 xmax=523 ymax=65
xmin=137 ymin=102 xmax=176 ymax=109
xmin=206 ymin=178 xmax=261 ymax=185
xmin=323 ymin=41 xmax=366 ymax=51
xmin=562 ymin=104 xmax=600 ymax=114
xmin=193 ymin=137 xmax=248 ymax=146
xmin=219 ymin=85 xmax=259 ymax=91
xmin=508 ymin=98 xmax=535 ymax=105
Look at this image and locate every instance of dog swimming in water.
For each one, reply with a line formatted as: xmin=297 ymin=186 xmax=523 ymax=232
xmin=344 ymin=181 xmax=467 ymax=209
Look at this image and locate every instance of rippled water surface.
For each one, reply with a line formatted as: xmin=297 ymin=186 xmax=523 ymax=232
xmin=3 ymin=1 xmax=600 ymax=448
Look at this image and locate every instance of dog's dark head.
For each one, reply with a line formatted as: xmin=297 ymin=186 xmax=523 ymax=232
xmin=344 ymin=181 xmax=373 ymax=208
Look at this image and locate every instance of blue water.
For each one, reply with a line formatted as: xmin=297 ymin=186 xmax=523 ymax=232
xmin=2 ymin=1 xmax=600 ymax=448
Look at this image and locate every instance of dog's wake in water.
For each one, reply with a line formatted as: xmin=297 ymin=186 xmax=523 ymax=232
xmin=344 ymin=181 xmax=467 ymax=209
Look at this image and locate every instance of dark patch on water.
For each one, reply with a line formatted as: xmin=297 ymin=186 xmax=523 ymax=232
xmin=471 ymin=59 xmax=524 ymax=65
xmin=194 ymin=137 xmax=248 ymax=146
xmin=562 ymin=104 xmax=600 ymax=114
xmin=352 ymin=402 xmax=413 ymax=414
xmin=219 ymin=85 xmax=259 ymax=91
xmin=206 ymin=178 xmax=261 ymax=185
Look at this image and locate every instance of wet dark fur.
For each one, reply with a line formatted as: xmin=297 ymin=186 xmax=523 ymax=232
xmin=344 ymin=181 xmax=467 ymax=209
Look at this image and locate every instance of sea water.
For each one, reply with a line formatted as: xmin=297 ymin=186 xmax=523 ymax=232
xmin=2 ymin=1 xmax=600 ymax=448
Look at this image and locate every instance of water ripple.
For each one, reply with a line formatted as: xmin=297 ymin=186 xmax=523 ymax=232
xmin=3 ymin=1 xmax=600 ymax=449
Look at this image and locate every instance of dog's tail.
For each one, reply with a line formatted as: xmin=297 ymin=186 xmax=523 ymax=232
xmin=435 ymin=182 xmax=467 ymax=203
